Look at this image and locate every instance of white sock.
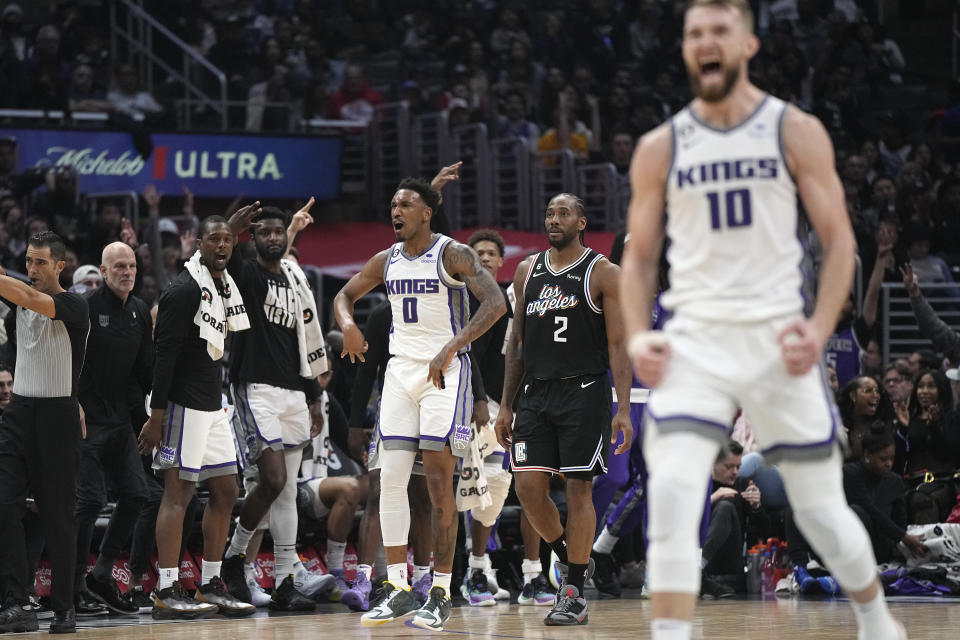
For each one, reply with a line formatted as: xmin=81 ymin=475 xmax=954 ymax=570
xmin=521 ymin=558 xmax=542 ymax=584
xmin=593 ymin=527 xmax=618 ymax=554
xmin=468 ymin=554 xmax=489 ymax=571
xmin=201 ymin=560 xmax=222 ymax=585
xmin=852 ymin=589 xmax=899 ymax=640
xmin=387 ymin=563 xmax=408 ymax=588
xmin=275 ymin=544 xmax=298 ymax=580
xmin=652 ymin=618 xmax=692 ymax=640
xmin=226 ymin=523 xmax=255 ymax=559
xmin=359 ymin=564 xmax=373 ymax=581
xmin=413 ymin=565 xmax=430 ymax=583
xmin=158 ymin=567 xmax=179 ymax=591
xmin=433 ymin=571 xmax=451 ymax=596
xmin=326 ymin=540 xmax=347 ymax=572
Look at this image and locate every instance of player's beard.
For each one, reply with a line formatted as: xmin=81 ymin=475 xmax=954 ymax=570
xmin=689 ymin=63 xmax=740 ymax=103
xmin=547 ymin=229 xmax=577 ymax=249
xmin=256 ymin=241 xmax=285 ymax=261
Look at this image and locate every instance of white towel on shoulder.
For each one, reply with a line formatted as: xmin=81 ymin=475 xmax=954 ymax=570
xmin=184 ymin=251 xmax=250 ymax=360
xmin=280 ymin=259 xmax=329 ymax=378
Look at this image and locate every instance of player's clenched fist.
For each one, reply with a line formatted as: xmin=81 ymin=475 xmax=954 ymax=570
xmin=627 ymin=331 xmax=671 ymax=388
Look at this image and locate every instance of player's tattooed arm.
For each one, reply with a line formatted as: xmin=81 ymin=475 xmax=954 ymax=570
xmin=427 ymin=242 xmax=507 ymax=389
xmin=592 ymin=259 xmax=633 ymax=455
xmin=494 ymin=256 xmax=531 ymax=448
xmin=333 ymin=249 xmax=389 ymax=363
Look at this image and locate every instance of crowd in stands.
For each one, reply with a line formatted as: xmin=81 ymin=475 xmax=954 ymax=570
xmin=3 ymin=0 xmax=960 ymax=612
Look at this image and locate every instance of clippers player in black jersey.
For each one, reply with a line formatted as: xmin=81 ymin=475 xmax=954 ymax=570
xmin=494 ymin=193 xmax=633 ymax=626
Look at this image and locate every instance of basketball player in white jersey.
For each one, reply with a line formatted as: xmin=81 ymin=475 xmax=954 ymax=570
xmin=620 ymin=2 xmax=905 ymax=640
xmin=334 ymin=177 xmax=506 ymax=631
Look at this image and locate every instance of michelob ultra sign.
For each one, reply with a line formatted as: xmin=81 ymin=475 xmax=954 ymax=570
xmin=0 ymin=128 xmax=342 ymax=199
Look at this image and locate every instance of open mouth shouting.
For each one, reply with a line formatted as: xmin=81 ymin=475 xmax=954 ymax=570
xmin=699 ymin=57 xmax=723 ymax=79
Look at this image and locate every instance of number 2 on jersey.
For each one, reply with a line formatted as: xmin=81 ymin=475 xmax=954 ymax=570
xmin=707 ymin=188 xmax=752 ymax=231
xmin=553 ymin=316 xmax=568 ymax=342
xmin=402 ymin=297 xmax=418 ymax=323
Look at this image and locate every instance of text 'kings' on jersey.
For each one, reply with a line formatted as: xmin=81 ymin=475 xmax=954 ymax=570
xmin=384 ymin=234 xmax=469 ymax=362
xmin=522 ymin=248 xmax=608 ymax=380
xmin=663 ymin=95 xmax=803 ymax=323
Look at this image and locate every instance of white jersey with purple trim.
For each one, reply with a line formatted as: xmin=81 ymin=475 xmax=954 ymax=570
xmin=662 ymin=94 xmax=802 ymax=323
xmin=384 ymin=234 xmax=469 ymax=362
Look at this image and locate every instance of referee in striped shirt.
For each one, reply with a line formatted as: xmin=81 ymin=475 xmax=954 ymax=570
xmin=0 ymin=232 xmax=90 ymax=634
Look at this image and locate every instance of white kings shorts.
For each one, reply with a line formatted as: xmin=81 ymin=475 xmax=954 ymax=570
xmin=299 ymin=477 xmax=332 ymax=520
xmin=231 ymin=383 xmax=311 ymax=466
xmin=646 ymin=315 xmax=840 ymax=464
xmin=377 ymin=354 xmax=473 ymax=456
xmin=152 ymin=401 xmax=238 ymax=482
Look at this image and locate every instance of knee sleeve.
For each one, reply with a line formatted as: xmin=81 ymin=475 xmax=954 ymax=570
xmin=779 ymin=451 xmax=877 ymax=592
xmin=644 ymin=432 xmax=720 ymax=594
xmin=379 ymin=449 xmax=416 ymax=547
xmin=470 ymin=470 xmax=512 ymax=527
xmin=268 ymin=449 xmax=302 ymax=547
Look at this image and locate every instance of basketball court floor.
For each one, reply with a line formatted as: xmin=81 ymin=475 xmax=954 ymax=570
xmin=28 ymin=593 xmax=960 ymax=639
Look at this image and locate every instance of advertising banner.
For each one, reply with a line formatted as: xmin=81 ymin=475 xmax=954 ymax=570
xmin=0 ymin=128 xmax=342 ymax=199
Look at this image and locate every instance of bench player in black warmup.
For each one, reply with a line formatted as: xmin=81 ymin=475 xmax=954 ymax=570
xmin=138 ymin=215 xmax=256 ymax=619
xmin=221 ymin=200 xmax=334 ymax=610
xmin=495 ymin=193 xmax=633 ymax=626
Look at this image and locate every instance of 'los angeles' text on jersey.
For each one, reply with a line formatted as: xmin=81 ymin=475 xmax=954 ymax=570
xmin=521 ymin=248 xmax=608 ymax=380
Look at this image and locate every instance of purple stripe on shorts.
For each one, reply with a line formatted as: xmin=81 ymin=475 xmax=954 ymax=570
xmin=176 ymin=406 xmax=185 ymax=467
xmin=380 ymin=434 xmax=420 ymax=443
xmin=200 ymin=461 xmax=238 ymax=470
xmin=646 ymin=409 xmax=731 ymax=433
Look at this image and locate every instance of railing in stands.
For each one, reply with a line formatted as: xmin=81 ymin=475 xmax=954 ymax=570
xmin=301 ymin=118 xmax=370 ymax=196
xmin=577 ymin=163 xmax=622 ymax=232
xmin=370 ymin=102 xmax=412 ymax=213
xmin=531 ymin=150 xmax=577 ymax=217
xmin=411 ymin=112 xmax=452 ymax=180
xmin=110 ymin=0 xmax=228 ymax=130
xmin=446 ymin=123 xmax=492 ymax=229
xmin=84 ymin=191 xmax=140 ymax=231
xmin=0 ymin=109 xmax=142 ymax=125
xmin=880 ymin=282 xmax=960 ymax=363
xmin=490 ymin=137 xmax=532 ymax=230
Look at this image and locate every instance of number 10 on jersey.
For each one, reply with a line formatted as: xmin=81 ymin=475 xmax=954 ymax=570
xmin=707 ymin=188 xmax=752 ymax=230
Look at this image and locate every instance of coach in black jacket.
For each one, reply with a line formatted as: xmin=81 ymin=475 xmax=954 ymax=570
xmin=74 ymin=242 xmax=152 ymax=615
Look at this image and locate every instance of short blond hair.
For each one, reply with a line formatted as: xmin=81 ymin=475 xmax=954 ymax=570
xmin=686 ymin=0 xmax=754 ymax=33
